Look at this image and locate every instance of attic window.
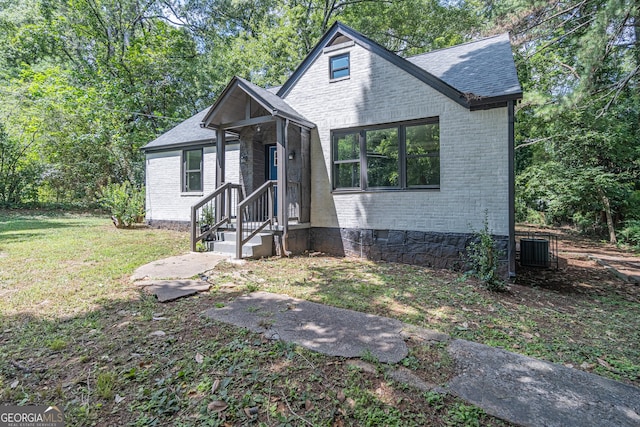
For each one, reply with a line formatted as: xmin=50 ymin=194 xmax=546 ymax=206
xmin=330 ymin=53 xmax=350 ymax=80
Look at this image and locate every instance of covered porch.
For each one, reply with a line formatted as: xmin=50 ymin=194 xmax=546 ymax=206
xmin=189 ymin=77 xmax=314 ymax=258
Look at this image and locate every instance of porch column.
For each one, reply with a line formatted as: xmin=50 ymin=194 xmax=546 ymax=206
xmin=216 ymin=128 xmax=226 ymax=223
xmin=276 ymin=118 xmax=289 ymax=227
xmin=215 ymin=128 xmax=226 ymax=187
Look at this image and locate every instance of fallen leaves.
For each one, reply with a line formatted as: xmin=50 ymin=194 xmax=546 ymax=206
xmin=211 ymin=378 xmax=220 ymax=394
xmin=305 ymin=399 xmax=314 ymax=411
xmin=597 ymin=357 xmax=613 ymax=370
xmin=207 ymin=400 xmax=228 ymax=413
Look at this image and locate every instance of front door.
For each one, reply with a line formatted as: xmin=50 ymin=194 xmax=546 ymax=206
xmin=267 ymin=145 xmax=277 ymax=215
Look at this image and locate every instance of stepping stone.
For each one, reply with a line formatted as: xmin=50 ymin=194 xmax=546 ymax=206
xmin=140 ymin=280 xmax=211 ymax=302
xmin=130 ymin=252 xmax=225 ymax=281
xmin=446 ymin=339 xmax=640 ymax=427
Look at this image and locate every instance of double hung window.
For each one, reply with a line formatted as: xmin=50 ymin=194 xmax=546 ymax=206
xmin=330 ymin=53 xmax=350 ymax=80
xmin=183 ymin=149 xmax=203 ymax=192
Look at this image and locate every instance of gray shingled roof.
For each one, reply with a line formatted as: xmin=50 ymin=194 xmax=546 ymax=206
xmin=145 ymin=28 xmax=521 ymax=152
xmin=406 ymin=33 xmax=521 ymax=99
xmin=142 ymin=107 xmax=216 ymax=151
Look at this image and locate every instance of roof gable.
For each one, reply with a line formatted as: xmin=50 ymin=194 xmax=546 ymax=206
xmin=277 ymin=22 xmax=522 ymax=109
xmin=202 ymin=76 xmax=313 ymax=129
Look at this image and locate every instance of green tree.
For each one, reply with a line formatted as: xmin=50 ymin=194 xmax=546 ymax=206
xmin=0 ymin=122 xmax=42 ymax=205
xmin=494 ymin=0 xmax=640 ymax=242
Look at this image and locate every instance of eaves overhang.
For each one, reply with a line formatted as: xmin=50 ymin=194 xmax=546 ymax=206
xmin=141 ymin=136 xmax=239 ymax=153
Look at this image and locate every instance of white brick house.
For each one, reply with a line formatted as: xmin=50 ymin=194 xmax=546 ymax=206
xmin=142 ymin=22 xmax=521 ymax=274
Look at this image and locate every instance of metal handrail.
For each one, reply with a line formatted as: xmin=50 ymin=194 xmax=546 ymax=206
xmin=190 ymin=183 xmax=243 ymax=251
xmin=236 ymin=180 xmax=276 ymax=259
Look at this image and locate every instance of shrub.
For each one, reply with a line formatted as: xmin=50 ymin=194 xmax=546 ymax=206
xmin=200 ymin=204 xmax=215 ymax=225
xmin=618 ymin=220 xmax=640 ymax=250
xmin=97 ymin=181 xmax=145 ymax=228
xmin=465 ymin=215 xmax=507 ymax=292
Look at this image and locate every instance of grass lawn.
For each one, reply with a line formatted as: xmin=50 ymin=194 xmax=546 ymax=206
xmin=1 ymin=211 xmax=638 ymax=426
xmin=213 ymin=255 xmax=640 ymax=385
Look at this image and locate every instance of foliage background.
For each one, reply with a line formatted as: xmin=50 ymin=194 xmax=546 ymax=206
xmin=0 ymin=0 xmax=638 ymax=243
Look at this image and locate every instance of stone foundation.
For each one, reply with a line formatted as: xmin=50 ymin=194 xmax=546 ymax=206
xmin=146 ymin=222 xmax=509 ymax=276
xmin=310 ymin=227 xmax=509 ymax=273
xmin=147 ymin=220 xmax=190 ymax=231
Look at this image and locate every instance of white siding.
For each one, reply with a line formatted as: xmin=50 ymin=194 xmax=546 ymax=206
xmin=145 ymin=144 xmax=240 ymax=222
xmin=284 ymin=42 xmax=509 ymax=235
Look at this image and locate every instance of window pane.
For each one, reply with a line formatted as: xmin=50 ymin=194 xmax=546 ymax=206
xmin=406 ymin=123 xmax=439 ymax=155
xmin=407 ymin=156 xmax=440 ymax=186
xmin=186 ymin=149 xmax=202 ymax=171
xmin=334 ymin=162 xmax=360 ymax=189
xmin=366 ymin=128 xmax=399 ymax=187
xmin=332 ymin=55 xmax=349 ymax=70
xmin=406 ymin=123 xmax=440 ymax=187
xmin=335 ymin=133 xmax=359 ymax=161
xmin=332 ymin=68 xmax=349 ymax=79
xmin=187 ymin=171 xmax=202 ymax=191
xmin=330 ymin=54 xmax=349 ymax=79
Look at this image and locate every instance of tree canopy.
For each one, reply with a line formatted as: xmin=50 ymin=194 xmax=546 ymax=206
xmin=1 ymin=0 xmax=638 ymax=243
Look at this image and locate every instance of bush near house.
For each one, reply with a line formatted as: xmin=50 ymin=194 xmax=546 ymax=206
xmin=97 ymin=181 xmax=145 ymax=228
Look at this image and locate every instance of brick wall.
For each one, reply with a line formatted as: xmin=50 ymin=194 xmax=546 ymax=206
xmin=145 ymin=144 xmax=240 ymax=222
xmin=284 ymin=41 xmax=509 ymax=237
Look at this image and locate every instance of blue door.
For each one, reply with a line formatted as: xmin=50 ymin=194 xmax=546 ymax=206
xmin=268 ymin=146 xmax=277 ymax=215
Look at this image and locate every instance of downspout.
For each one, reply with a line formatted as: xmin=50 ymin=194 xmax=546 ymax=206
xmin=281 ymin=118 xmax=292 ymax=257
xmin=508 ymin=100 xmax=516 ymax=277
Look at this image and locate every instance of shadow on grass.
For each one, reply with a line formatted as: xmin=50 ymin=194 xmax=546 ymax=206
xmin=226 ymin=255 xmax=640 ymax=386
xmin=0 ymin=216 xmax=88 ymax=241
xmin=295 ymin=261 xmax=454 ymax=323
xmin=0 ymin=291 xmax=482 ymax=427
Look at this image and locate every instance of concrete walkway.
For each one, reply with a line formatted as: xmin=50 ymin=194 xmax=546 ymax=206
xmin=203 ymin=291 xmax=408 ymax=363
xmin=203 ymin=291 xmax=640 ymax=427
xmin=130 ymin=252 xmax=227 ymax=302
xmin=448 ymin=340 xmax=640 ymax=427
xmin=130 ymin=252 xmax=226 ymax=281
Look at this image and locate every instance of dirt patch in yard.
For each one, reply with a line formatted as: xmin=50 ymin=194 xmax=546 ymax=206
xmin=515 ymin=224 xmax=640 ymax=299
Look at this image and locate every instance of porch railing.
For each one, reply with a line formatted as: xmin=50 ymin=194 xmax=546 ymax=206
xmin=236 ymin=180 xmax=276 ymax=259
xmin=190 ymin=182 xmax=243 ymax=251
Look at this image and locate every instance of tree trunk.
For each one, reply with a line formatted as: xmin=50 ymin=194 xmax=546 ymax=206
xmin=598 ymin=188 xmax=617 ymax=244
